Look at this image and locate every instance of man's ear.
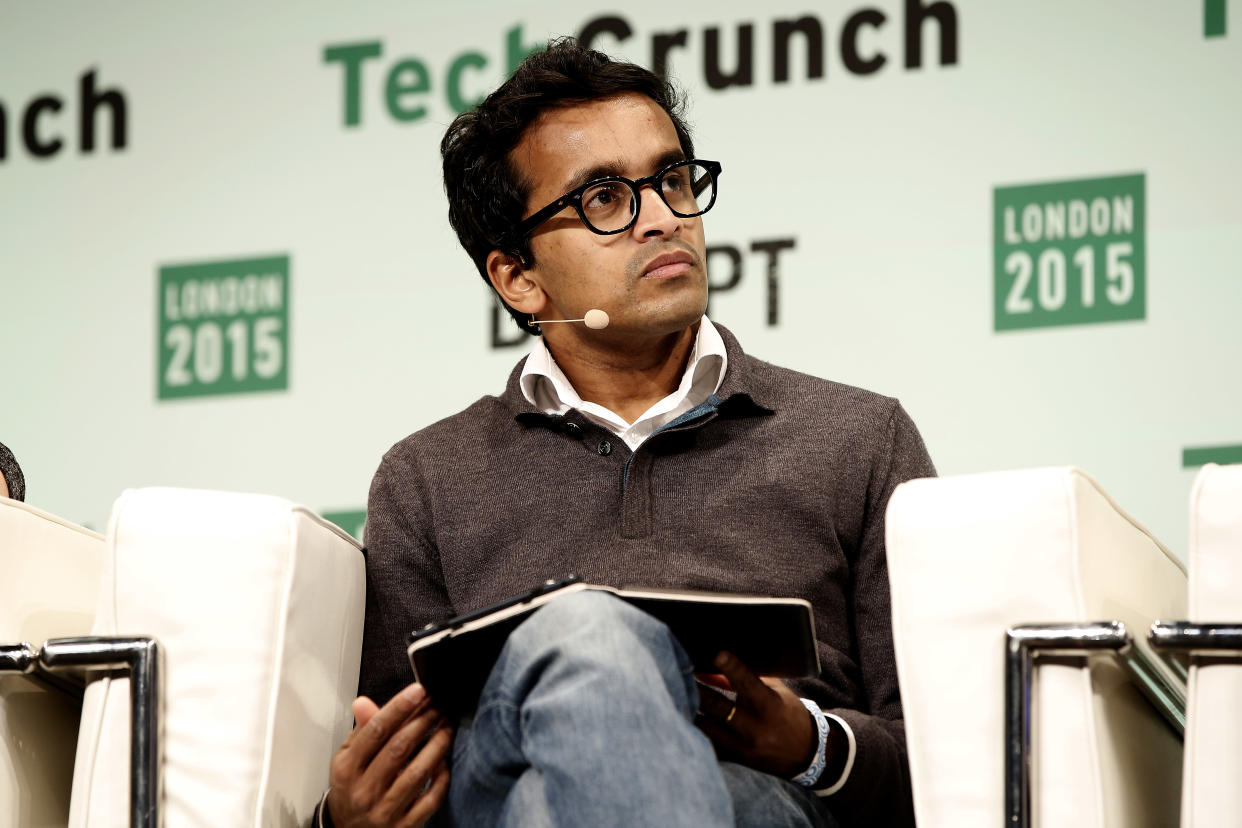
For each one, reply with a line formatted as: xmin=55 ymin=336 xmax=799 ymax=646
xmin=486 ymin=250 xmax=546 ymax=316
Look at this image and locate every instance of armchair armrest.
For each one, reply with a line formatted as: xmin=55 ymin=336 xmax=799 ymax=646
xmin=68 ymin=488 xmax=365 ymax=827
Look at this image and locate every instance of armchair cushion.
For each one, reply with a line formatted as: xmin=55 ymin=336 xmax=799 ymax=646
xmin=1181 ymin=463 xmax=1242 ymax=827
xmin=886 ymin=467 xmax=1185 ymax=828
xmin=68 ymin=488 xmax=365 ymax=827
xmin=0 ymin=497 xmax=104 ymax=827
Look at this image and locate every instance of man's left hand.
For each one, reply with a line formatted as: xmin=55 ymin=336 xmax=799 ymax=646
xmin=694 ymin=651 xmax=819 ymax=778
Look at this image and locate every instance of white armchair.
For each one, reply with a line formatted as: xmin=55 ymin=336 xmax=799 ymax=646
xmin=1151 ymin=463 xmax=1242 ymax=828
xmin=886 ymin=467 xmax=1186 ymax=828
xmin=68 ymin=487 xmax=366 ymax=827
xmin=1 ymin=488 xmax=365 ymax=827
xmin=0 ymin=497 xmax=104 ymax=827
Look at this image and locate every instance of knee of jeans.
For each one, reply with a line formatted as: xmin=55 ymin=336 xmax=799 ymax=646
xmin=513 ymin=591 xmax=674 ymax=656
xmin=502 ymin=591 xmax=699 ymax=708
xmin=523 ymin=590 xmax=644 ymax=634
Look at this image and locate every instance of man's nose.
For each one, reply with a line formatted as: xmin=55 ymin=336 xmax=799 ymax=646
xmin=630 ymin=184 xmax=682 ymax=239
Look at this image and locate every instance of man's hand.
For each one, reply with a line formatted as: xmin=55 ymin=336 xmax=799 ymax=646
xmin=695 ymin=651 xmax=819 ymax=778
xmin=327 ymin=683 xmax=453 ymax=828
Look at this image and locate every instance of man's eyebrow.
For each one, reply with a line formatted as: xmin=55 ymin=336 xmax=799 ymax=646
xmin=560 ymin=149 xmax=689 ymax=193
xmin=561 ymin=161 xmax=626 ymax=194
xmin=651 ymin=148 xmax=689 ymax=173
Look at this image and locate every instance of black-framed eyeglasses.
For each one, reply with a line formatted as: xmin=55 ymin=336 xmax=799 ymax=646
xmin=507 ymin=159 xmax=722 ymax=242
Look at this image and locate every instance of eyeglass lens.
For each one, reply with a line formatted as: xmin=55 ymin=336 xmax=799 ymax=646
xmin=579 ymin=162 xmax=716 ymax=233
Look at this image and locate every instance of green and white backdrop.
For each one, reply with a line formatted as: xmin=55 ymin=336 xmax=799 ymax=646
xmin=2 ymin=1 xmax=1238 ymax=560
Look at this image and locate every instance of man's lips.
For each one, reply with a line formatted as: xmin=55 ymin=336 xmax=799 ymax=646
xmin=641 ymin=251 xmax=696 ymax=279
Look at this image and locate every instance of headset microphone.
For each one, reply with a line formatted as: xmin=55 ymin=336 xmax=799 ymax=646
xmin=533 ymin=309 xmax=610 ymax=330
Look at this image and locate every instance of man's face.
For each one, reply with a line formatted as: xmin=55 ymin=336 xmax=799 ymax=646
xmin=509 ymin=92 xmax=709 ymax=338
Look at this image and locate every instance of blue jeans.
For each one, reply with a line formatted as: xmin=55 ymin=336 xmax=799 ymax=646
xmin=441 ymin=591 xmax=839 ymax=827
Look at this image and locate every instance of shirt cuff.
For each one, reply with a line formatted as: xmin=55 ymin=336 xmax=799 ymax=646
xmin=812 ymin=712 xmax=857 ymax=796
xmin=790 ymin=697 xmax=830 ymax=787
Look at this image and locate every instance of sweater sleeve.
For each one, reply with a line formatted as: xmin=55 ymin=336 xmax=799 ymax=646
xmin=815 ymin=401 xmax=936 ymax=827
xmin=358 ymin=451 xmax=456 ymax=709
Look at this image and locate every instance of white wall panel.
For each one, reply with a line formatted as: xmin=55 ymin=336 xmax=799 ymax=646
xmin=2 ymin=0 xmax=1238 ymax=554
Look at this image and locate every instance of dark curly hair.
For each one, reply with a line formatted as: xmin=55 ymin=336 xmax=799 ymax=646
xmin=0 ymin=441 xmax=25 ymax=502
xmin=441 ymin=37 xmax=695 ymax=335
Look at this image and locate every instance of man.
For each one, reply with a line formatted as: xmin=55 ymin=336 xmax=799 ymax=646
xmin=323 ymin=39 xmax=934 ymax=827
xmin=0 ymin=441 xmax=25 ymax=502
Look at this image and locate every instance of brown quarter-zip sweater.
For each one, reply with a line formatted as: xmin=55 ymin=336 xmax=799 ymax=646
xmin=360 ymin=324 xmax=935 ymax=827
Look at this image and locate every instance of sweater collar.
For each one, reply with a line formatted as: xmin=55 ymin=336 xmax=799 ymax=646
xmin=502 ymin=321 xmax=773 ymax=424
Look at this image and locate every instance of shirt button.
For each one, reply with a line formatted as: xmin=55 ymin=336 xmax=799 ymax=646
xmin=597 ymin=440 xmax=612 ymax=456
xmin=565 ymin=422 xmax=582 ymax=437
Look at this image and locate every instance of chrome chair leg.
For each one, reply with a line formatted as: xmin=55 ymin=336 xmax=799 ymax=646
xmin=0 ymin=641 xmax=38 ymax=673
xmin=1004 ymin=621 xmax=1186 ymax=828
xmin=40 ymin=636 xmax=163 ymax=828
xmin=1004 ymin=622 xmax=1132 ymax=828
xmin=1150 ymin=622 xmax=1242 ymax=656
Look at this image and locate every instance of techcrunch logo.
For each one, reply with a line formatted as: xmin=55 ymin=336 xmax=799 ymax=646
xmin=993 ymin=174 xmax=1145 ymax=332
xmin=324 ymin=2 xmax=959 ymax=127
xmin=324 ymin=26 xmax=540 ymax=127
xmin=578 ymin=2 xmax=957 ymax=84
xmin=0 ymin=69 xmax=127 ymax=162
xmin=158 ymin=255 xmax=290 ymax=400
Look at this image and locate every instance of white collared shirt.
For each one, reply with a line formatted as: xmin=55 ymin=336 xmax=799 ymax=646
xmin=519 ymin=317 xmax=728 ymax=451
